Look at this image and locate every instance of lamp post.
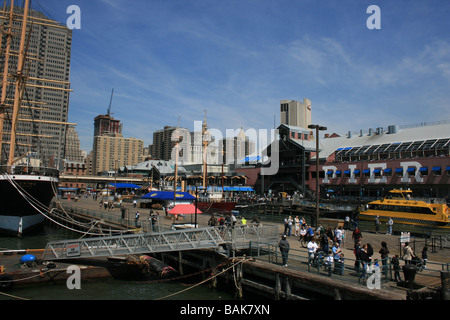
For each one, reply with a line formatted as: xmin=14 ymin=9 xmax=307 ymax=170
xmin=308 ymin=124 xmax=327 ymax=228
xmin=195 ymin=183 xmax=201 ymax=228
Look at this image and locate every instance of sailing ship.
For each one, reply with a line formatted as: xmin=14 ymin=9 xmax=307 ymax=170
xmin=194 ymin=110 xmax=237 ymax=214
xmin=359 ymin=189 xmax=450 ymax=228
xmin=0 ymin=1 xmax=73 ymax=236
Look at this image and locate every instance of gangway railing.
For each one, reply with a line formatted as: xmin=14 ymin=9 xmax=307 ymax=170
xmin=42 ymin=227 xmax=225 ymax=260
xmin=42 ymin=225 xmax=280 ymax=261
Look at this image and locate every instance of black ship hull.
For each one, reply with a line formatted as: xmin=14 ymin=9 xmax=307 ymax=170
xmin=0 ymin=173 xmax=58 ymax=236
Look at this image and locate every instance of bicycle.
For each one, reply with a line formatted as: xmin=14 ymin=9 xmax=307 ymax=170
xmin=300 ymin=235 xmax=314 ymax=248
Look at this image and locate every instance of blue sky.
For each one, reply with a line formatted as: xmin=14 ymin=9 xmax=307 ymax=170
xmin=34 ymin=0 xmax=450 ymax=152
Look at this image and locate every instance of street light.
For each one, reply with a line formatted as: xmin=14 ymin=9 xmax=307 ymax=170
xmin=308 ymin=124 xmax=327 ymax=228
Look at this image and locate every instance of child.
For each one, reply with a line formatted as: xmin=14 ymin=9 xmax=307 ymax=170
xmin=374 ymin=259 xmax=380 ymax=268
xmin=325 ymin=250 xmax=334 ymax=276
xmin=422 ymin=246 xmax=428 ymax=269
xmin=335 ymin=253 xmax=345 ymax=275
xmin=391 ymin=255 xmax=402 ymax=283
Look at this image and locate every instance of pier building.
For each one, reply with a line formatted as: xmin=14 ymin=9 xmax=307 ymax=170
xmin=239 ymin=120 xmax=449 ymax=199
xmin=309 ymin=121 xmax=450 ymax=198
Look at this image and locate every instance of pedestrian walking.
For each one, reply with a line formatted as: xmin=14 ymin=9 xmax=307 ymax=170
xmin=231 ymin=213 xmax=237 ymax=228
xmin=335 ymin=226 xmax=343 ymax=246
xmin=352 ymin=227 xmax=362 ymax=244
xmin=374 ymin=215 xmax=380 ymax=233
xmin=320 ymin=229 xmax=330 ymax=254
xmin=403 ymin=242 xmax=414 ymax=265
xmin=379 ymin=241 xmax=389 ymax=276
xmin=294 ymin=216 xmax=300 ymax=236
xmin=392 ymin=255 xmax=402 ymax=283
xmin=278 ymin=235 xmax=290 ymax=267
xmin=135 ymin=211 xmax=140 ymax=228
xmin=300 ymin=225 xmax=306 ymax=241
xmin=284 ymin=216 xmax=293 ymax=236
xmin=386 ymin=217 xmax=393 ymax=235
xmin=307 ymin=238 xmax=319 ymax=266
xmin=422 ymin=245 xmax=428 ymax=269
xmin=360 ymin=244 xmax=370 ymax=280
xmin=354 ymin=239 xmax=362 ymax=272
xmin=344 ymin=215 xmax=350 ymax=230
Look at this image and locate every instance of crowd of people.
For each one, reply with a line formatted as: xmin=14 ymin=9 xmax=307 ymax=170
xmin=279 ymin=215 xmax=430 ymax=283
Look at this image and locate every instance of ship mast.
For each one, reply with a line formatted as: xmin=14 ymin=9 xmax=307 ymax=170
xmin=173 ymin=116 xmax=180 ymax=204
xmin=0 ymin=0 xmax=76 ymax=169
xmin=202 ymin=109 xmax=208 ymax=189
xmin=7 ymin=0 xmax=29 ymax=168
xmin=0 ymin=0 xmax=14 ymax=163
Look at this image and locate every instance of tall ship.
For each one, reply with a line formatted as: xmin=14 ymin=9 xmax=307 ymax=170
xmin=0 ymin=1 xmax=73 ymax=236
xmin=196 ymin=188 xmax=237 ymax=214
xmin=359 ymin=189 xmax=450 ymax=228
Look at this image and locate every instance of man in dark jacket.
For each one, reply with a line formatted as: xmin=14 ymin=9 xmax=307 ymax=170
xmin=279 ymin=235 xmax=290 ymax=267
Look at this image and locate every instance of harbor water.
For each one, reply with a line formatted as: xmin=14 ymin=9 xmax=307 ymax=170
xmin=0 ymin=225 xmax=236 ymax=300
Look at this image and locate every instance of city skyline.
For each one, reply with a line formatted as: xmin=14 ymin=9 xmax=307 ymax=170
xmin=36 ymin=0 xmax=450 ymax=153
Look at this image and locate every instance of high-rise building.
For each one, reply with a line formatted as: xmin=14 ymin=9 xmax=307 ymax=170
xmin=149 ymin=126 xmax=191 ymax=164
xmin=92 ymin=134 xmax=144 ymax=175
xmin=0 ymin=6 xmax=72 ymax=165
xmin=65 ymin=125 xmax=83 ymax=162
xmin=219 ymin=128 xmax=255 ymax=165
xmin=94 ymin=114 xmax=122 ymax=137
xmin=91 ymin=111 xmax=143 ymax=175
xmin=280 ymin=98 xmax=312 ymax=129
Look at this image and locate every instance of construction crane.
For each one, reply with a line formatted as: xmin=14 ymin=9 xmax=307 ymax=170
xmin=107 ymin=88 xmax=114 ymax=116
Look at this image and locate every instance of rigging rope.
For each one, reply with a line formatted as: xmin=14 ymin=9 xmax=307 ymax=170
xmin=2 ymin=173 xmax=136 ymax=236
xmin=155 ymin=256 xmax=251 ymax=300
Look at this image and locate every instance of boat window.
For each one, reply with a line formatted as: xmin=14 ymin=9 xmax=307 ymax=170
xmin=368 ymin=204 xmax=435 ymax=215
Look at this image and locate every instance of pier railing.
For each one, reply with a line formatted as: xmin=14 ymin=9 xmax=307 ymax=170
xmin=248 ymin=244 xmax=449 ymax=291
xmin=0 ymin=165 xmax=59 ymax=176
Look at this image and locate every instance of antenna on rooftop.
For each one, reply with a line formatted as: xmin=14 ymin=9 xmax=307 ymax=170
xmin=107 ymin=88 xmax=114 ymax=115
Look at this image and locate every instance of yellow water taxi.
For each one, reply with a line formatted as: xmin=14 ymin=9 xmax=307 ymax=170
xmin=359 ymin=189 xmax=450 ymax=227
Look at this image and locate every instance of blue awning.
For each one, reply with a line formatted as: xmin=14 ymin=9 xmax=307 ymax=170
xmin=109 ymin=183 xmax=141 ymax=189
xmin=395 ymin=168 xmax=403 ymax=173
xmin=419 ymin=167 xmax=428 ymax=172
xmin=407 ymin=167 xmax=415 ymax=172
xmin=141 ymin=191 xmax=196 ymax=201
xmin=223 ymin=186 xmax=254 ymax=192
xmin=335 ymin=170 xmax=341 ymax=174
xmin=327 ymin=170 xmax=333 ymax=174
xmin=384 ymin=168 xmax=392 ymax=173
xmin=363 ymin=169 xmax=370 ymax=174
xmin=354 ymin=170 xmax=360 ymax=174
xmin=344 ymin=170 xmax=350 ymax=174
xmin=446 ymin=166 xmax=450 ymax=171
xmin=373 ymin=169 xmax=381 ymax=173
xmin=241 ymin=156 xmax=262 ymax=162
xmin=432 ymin=166 xmax=441 ymax=171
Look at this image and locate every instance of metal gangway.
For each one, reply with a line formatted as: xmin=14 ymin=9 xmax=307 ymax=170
xmin=42 ymin=225 xmax=279 ymax=261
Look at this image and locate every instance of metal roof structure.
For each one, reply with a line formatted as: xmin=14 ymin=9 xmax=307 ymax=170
xmin=319 ymin=121 xmax=450 ymax=160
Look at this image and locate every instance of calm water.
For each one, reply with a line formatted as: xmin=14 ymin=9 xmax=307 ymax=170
xmin=0 ymin=225 xmax=236 ymax=301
